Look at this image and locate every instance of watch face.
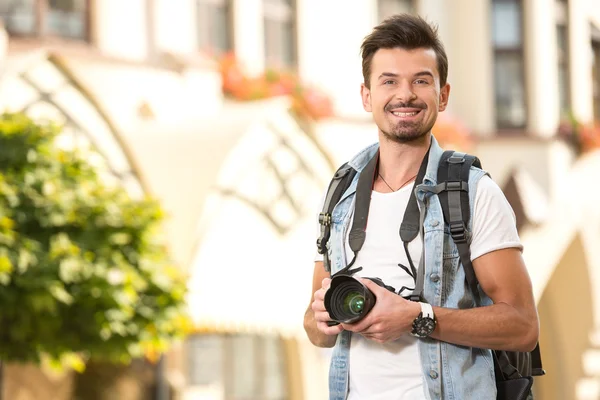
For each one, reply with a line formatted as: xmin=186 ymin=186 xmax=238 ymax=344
xmin=413 ymin=317 xmax=436 ymax=337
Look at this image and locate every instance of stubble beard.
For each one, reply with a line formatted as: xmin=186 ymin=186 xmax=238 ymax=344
xmin=380 ymin=101 xmax=434 ymax=144
xmin=381 ymin=120 xmax=431 ymax=144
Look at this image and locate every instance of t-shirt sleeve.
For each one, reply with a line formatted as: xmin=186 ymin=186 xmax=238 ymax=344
xmin=470 ymin=175 xmax=523 ymax=261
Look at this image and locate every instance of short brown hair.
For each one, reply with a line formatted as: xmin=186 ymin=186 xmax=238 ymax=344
xmin=360 ymin=14 xmax=448 ymax=89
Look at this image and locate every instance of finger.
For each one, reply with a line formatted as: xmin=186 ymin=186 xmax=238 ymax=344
xmin=312 ymin=303 xmax=326 ymax=314
xmin=311 ymin=297 xmax=326 ymax=312
xmin=360 ymin=330 xmax=385 ymax=340
xmin=341 ymin=319 xmax=371 ymax=333
xmin=317 ymin=321 xmax=344 ymax=335
xmin=357 ymin=323 xmax=380 ymax=335
xmin=361 ymin=332 xmax=376 ymax=340
xmin=313 ymin=310 xmax=332 ymax=323
xmin=312 ymin=293 xmax=325 ymax=311
xmin=313 ymin=288 xmax=326 ymax=301
xmin=321 ymin=277 xmax=331 ymax=290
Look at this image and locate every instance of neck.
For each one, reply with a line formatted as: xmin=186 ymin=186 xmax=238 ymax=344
xmin=377 ymin=132 xmax=431 ymax=186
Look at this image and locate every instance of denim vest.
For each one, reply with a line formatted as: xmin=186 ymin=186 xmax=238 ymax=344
xmin=326 ymin=136 xmax=496 ymax=400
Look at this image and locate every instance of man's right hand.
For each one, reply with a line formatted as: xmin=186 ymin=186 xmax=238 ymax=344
xmin=312 ymin=277 xmax=344 ymax=336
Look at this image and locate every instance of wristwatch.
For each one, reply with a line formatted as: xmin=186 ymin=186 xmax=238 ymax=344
xmin=411 ymin=302 xmax=436 ymax=338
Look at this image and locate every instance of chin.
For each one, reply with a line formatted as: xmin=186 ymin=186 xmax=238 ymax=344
xmin=383 ymin=129 xmax=429 ymax=144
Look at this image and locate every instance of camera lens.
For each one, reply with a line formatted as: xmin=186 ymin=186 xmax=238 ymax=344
xmin=343 ymin=291 xmax=365 ymax=315
xmin=324 ymin=275 xmax=378 ymax=324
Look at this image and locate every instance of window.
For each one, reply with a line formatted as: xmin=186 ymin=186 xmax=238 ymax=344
xmin=492 ymin=0 xmax=527 ymax=129
xmin=187 ymin=334 xmax=288 ymax=400
xmin=196 ymin=0 xmax=232 ymax=56
xmin=378 ymin=0 xmax=415 ymax=22
xmin=263 ymin=0 xmax=296 ymax=69
xmin=556 ymin=0 xmax=570 ymax=117
xmin=0 ymin=0 xmax=89 ymax=41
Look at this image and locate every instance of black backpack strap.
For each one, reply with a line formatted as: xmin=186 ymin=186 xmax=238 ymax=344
xmin=437 ymin=152 xmax=545 ymax=380
xmin=437 ymin=151 xmax=481 ymax=302
xmin=316 ymin=162 xmax=357 ymax=272
xmin=530 ymin=343 xmax=545 ymax=376
xmin=494 ymin=350 xmax=522 ymax=380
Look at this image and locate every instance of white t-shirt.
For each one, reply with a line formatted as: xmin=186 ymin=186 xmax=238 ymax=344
xmin=315 ymin=175 xmax=522 ymax=400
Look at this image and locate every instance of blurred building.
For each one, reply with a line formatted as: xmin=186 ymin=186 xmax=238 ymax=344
xmin=0 ymin=0 xmax=599 ymax=399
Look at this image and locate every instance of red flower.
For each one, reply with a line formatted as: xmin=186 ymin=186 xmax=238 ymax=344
xmin=217 ymin=53 xmax=334 ymax=119
xmin=580 ymin=123 xmax=600 ymax=152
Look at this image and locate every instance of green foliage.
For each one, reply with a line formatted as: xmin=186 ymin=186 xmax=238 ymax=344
xmin=0 ymin=113 xmax=189 ymax=367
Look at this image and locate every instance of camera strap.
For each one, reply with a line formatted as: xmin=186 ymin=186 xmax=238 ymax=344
xmin=335 ymin=145 xmax=430 ymax=291
xmin=333 ymin=149 xmax=380 ymax=276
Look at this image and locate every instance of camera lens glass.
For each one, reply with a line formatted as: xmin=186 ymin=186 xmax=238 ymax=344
xmin=343 ymin=291 xmax=365 ymax=316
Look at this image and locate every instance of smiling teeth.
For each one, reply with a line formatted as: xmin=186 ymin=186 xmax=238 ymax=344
xmin=392 ymin=111 xmax=418 ymax=117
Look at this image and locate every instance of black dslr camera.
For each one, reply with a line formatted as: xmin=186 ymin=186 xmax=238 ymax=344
xmin=324 ymin=274 xmax=396 ymax=325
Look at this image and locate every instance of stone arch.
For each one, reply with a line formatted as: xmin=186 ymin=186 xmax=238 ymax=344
xmin=0 ymin=51 xmax=146 ymax=197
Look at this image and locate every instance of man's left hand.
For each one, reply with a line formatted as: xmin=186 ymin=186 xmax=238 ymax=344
xmin=341 ymin=278 xmax=421 ymax=343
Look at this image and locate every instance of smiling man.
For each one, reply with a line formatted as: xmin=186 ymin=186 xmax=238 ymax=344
xmin=303 ymin=14 xmax=539 ymax=400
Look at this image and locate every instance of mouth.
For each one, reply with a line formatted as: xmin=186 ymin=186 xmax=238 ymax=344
xmin=388 ymin=109 xmax=423 ymax=119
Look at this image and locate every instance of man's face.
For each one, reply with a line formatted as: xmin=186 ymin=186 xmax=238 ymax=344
xmin=360 ymin=47 xmax=450 ymax=143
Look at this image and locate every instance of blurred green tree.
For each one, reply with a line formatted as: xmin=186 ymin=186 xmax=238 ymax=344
xmin=0 ymin=113 xmax=189 ymax=370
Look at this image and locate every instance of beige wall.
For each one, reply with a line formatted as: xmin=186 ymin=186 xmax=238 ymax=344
xmin=155 ymin=0 xmax=197 ymax=55
xmin=524 ymin=0 xmax=561 ymax=137
xmin=94 ymin=0 xmax=149 ymax=61
xmin=297 ymin=0 xmax=376 ymax=119
xmin=569 ymin=0 xmax=594 ymax=123
xmin=438 ymin=0 xmax=495 ymax=135
xmin=233 ymin=0 xmax=265 ymax=75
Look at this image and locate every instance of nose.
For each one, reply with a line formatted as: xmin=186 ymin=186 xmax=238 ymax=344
xmin=395 ymin=81 xmax=417 ymax=103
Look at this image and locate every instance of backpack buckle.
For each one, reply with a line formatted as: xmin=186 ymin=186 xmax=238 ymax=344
xmin=316 ymin=238 xmax=326 ymax=254
xmin=449 ymin=221 xmax=467 ymax=243
xmin=319 ymin=212 xmax=332 ymax=226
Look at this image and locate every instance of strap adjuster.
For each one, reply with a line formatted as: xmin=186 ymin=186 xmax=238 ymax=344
xmin=316 ymin=238 xmax=326 ymax=254
xmin=449 ymin=221 xmax=467 ymax=243
xmin=446 ymin=181 xmax=463 ymax=191
xmin=319 ymin=212 xmax=332 ymax=226
xmin=448 ymin=153 xmax=466 ymax=164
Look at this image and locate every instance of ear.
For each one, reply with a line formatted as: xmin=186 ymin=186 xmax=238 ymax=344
xmin=438 ymin=83 xmax=450 ymax=112
xmin=360 ymin=83 xmax=372 ymax=112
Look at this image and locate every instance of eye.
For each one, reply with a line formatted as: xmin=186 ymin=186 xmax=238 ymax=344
xmin=383 ymin=80 xmax=396 ymax=85
xmin=414 ymin=79 xmax=429 ymax=85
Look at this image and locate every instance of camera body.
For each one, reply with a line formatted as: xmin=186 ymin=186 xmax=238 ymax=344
xmin=324 ymin=274 xmax=396 ymax=325
xmin=364 ymin=276 xmax=396 ymax=293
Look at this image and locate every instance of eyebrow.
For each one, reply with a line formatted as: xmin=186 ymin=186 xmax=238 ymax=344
xmin=378 ymin=71 xmax=435 ymax=80
xmin=414 ymin=71 xmax=435 ymax=79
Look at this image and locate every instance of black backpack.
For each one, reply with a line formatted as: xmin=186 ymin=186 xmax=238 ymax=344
xmin=316 ymin=149 xmax=545 ymax=400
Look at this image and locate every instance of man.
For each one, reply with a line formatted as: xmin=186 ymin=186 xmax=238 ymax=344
xmin=303 ymin=14 xmax=539 ymax=400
